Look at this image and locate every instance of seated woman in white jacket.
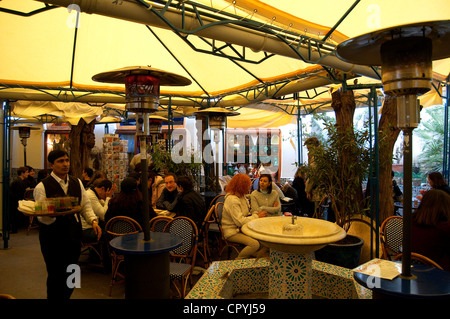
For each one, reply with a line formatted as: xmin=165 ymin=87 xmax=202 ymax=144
xmin=81 ymin=179 xmax=116 ymax=242
xmin=221 ymin=173 xmax=267 ymax=259
xmin=250 ymin=174 xmax=281 ymax=216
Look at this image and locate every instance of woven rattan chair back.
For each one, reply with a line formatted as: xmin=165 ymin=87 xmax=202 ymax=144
xmin=104 ymin=216 xmax=142 ymax=296
xmin=105 ymin=216 xmax=142 ymax=239
xmin=380 ymin=216 xmax=403 ymax=259
xmin=164 ymin=217 xmax=198 ymax=258
xmin=149 ymin=216 xmax=173 ymax=232
xmin=394 ymin=252 xmax=443 ymax=270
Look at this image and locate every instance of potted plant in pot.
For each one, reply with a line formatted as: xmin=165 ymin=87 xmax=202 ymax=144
xmin=300 ymin=115 xmax=371 ymax=269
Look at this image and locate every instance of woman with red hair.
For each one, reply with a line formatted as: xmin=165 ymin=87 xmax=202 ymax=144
xmin=221 ymin=174 xmax=267 ymax=259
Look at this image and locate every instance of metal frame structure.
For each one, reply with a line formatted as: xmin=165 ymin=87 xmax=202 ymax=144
xmin=1 ymin=0 xmax=448 ymax=254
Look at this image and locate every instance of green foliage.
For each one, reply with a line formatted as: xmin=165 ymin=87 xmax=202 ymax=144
xmin=300 ymin=118 xmax=371 ymax=228
xmin=415 ymin=105 xmax=445 ymax=174
xmin=302 ymin=113 xmax=336 ymax=145
xmin=151 ymin=143 xmax=201 ymax=179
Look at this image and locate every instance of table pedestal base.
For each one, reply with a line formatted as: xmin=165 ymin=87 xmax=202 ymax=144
xmin=124 ymin=252 xmax=170 ymax=299
xmin=269 ymin=250 xmax=313 ymax=299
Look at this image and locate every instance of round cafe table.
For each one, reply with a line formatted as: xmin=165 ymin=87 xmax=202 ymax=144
xmin=354 ymin=262 xmax=450 ymax=299
xmin=109 ymin=232 xmax=182 ymax=299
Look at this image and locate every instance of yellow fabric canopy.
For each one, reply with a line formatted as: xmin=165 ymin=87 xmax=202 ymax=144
xmin=0 ymin=0 xmax=448 ymax=120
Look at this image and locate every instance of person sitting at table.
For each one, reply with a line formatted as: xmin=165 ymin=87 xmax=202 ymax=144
xmin=175 ymin=176 xmax=206 ymax=229
xmin=156 ymin=173 xmax=179 ymax=212
xmin=417 ymin=171 xmax=450 ymax=201
xmin=24 ymin=165 xmax=37 ymax=189
xmin=82 ymin=179 xmax=116 ymax=234
xmin=85 ymin=170 xmax=107 ymax=189
xmin=252 ymin=169 xmax=284 ymax=198
xmin=81 ymin=167 xmax=93 ymax=188
xmin=105 ymin=177 xmax=155 ymax=228
xmin=281 ymin=182 xmax=298 ymax=215
xmin=81 ymin=179 xmax=115 ymax=265
xmin=292 ymin=167 xmax=315 ymax=217
xmin=412 ymin=189 xmax=450 ymax=271
xmin=250 ymin=173 xmax=281 ymax=217
xmin=222 ymin=173 xmax=267 ymax=259
xmin=148 ymin=170 xmax=165 ymax=209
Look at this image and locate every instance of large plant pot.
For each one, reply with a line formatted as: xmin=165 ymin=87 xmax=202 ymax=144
xmin=314 ymin=234 xmax=364 ymax=269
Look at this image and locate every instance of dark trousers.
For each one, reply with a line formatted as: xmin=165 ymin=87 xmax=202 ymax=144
xmin=39 ymin=215 xmax=82 ymax=299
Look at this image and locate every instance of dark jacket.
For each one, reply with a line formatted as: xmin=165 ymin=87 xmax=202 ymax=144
xmin=105 ymin=191 xmax=156 ymax=227
xmin=436 ymin=184 xmax=450 ymax=195
xmin=176 ymin=190 xmax=205 ymax=229
xmin=156 ymin=188 xmax=179 ymax=212
xmin=292 ymin=176 xmax=314 ymax=217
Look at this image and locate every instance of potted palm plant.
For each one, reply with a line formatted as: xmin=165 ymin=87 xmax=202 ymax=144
xmin=301 ymin=116 xmax=371 ymax=268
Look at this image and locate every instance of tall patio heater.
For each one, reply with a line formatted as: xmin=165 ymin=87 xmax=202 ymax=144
xmin=336 ymin=20 xmax=450 ymax=278
xmin=148 ymin=114 xmax=168 ymax=146
xmin=93 ymin=66 xmax=191 ymax=241
xmin=12 ymin=125 xmax=41 ymax=166
xmin=194 ymin=107 xmax=239 ymax=193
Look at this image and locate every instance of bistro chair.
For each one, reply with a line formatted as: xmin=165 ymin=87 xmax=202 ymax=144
xmin=149 ymin=215 xmax=173 ymax=232
xmin=207 ymin=195 xmax=225 ymax=237
xmin=80 ymin=237 xmax=104 ymax=269
xmin=196 ymin=204 xmax=217 ymax=266
xmin=104 ymin=216 xmax=142 ymax=296
xmin=208 ymin=194 xmax=225 ymax=210
xmin=214 ymin=202 xmax=243 ymax=260
xmin=163 ymin=216 xmax=198 ymax=298
xmin=380 ymin=216 xmax=403 ymax=260
xmin=394 ymin=252 xmax=443 ymax=270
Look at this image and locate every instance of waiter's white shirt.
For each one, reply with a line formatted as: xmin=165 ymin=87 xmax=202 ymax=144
xmin=34 ymin=171 xmax=98 ymax=225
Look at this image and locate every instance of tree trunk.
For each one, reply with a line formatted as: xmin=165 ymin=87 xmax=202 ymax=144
xmin=330 ymin=89 xmax=365 ymax=223
xmin=332 ymin=89 xmax=356 ymax=132
xmin=378 ymin=95 xmax=401 ymax=222
xmin=69 ymin=119 xmax=96 ymax=179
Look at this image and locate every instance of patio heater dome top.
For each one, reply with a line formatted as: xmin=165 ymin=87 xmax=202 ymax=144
xmin=93 ymin=66 xmax=191 ymax=113
xmin=336 ymin=20 xmax=450 ymax=66
xmin=193 ymin=107 xmax=240 ymax=117
xmin=12 ymin=124 xmax=41 ymax=137
xmin=194 ymin=107 xmax=240 ymax=129
xmin=128 ymin=110 xmax=184 ymax=119
xmin=336 ymin=20 xmax=450 ymax=129
xmin=12 ymin=124 xmax=41 ymax=129
xmin=148 ymin=115 xmax=168 ymax=121
xmin=92 ymin=66 xmax=192 ymax=86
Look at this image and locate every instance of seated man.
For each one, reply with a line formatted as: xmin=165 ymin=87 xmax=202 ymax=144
xmin=156 ymin=173 xmax=179 ymax=212
xmin=81 ymin=167 xmax=93 ymax=188
xmin=175 ymin=176 xmax=206 ymax=229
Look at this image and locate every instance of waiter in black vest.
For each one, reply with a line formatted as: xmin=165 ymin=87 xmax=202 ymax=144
xmin=34 ymin=150 xmax=101 ymax=299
